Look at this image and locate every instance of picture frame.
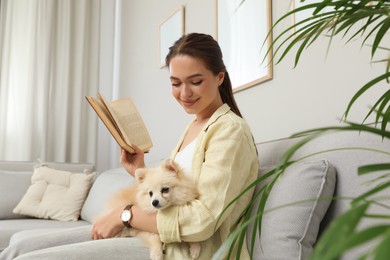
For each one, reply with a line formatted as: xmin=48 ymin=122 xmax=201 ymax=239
xmin=159 ymin=6 xmax=185 ymax=68
xmin=216 ymin=0 xmax=273 ymax=93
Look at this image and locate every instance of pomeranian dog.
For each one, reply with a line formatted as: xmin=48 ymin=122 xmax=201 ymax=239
xmin=105 ymin=159 xmax=201 ymax=260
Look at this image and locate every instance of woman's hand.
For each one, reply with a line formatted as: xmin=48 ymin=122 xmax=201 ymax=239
xmin=120 ymin=145 xmax=145 ymax=177
xmin=91 ymin=206 xmax=124 ymax=240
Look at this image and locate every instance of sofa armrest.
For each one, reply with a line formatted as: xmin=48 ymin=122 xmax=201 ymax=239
xmin=81 ymin=168 xmax=134 ymax=223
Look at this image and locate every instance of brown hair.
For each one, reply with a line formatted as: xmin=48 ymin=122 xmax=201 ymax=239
xmin=165 ymin=33 xmax=242 ymax=118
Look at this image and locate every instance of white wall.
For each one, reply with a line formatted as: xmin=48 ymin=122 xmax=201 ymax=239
xmin=97 ymin=0 xmax=389 ymax=171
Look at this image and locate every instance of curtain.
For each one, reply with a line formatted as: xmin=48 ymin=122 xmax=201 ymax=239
xmin=0 ymin=0 xmax=100 ymax=163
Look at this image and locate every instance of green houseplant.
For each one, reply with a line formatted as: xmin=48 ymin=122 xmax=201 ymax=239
xmin=213 ymin=1 xmax=390 ymax=259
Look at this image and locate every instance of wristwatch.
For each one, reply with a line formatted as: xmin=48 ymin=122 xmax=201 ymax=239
xmin=121 ymin=205 xmax=133 ymax=228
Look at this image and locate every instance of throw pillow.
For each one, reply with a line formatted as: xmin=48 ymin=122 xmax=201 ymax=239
xmin=248 ymin=160 xmax=336 ymax=260
xmin=0 ymin=170 xmax=32 ymax=219
xmin=13 ymin=165 xmax=96 ymax=221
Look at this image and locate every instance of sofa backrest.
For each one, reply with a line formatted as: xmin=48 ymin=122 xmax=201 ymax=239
xmin=0 ymin=161 xmax=95 ymax=173
xmin=257 ymin=130 xmax=390 ymax=222
xmin=80 ymin=167 xmax=134 ymax=223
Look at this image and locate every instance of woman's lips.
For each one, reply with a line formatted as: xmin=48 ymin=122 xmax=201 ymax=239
xmin=181 ymin=99 xmax=198 ymax=107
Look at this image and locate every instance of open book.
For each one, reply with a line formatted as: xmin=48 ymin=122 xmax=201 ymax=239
xmin=86 ymin=93 xmax=153 ymax=153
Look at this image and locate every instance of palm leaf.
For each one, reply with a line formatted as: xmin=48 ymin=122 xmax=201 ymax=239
xmin=343 ymin=73 xmax=390 ymax=126
xmin=291 ymin=121 xmax=390 ymax=140
xmin=358 ymin=163 xmax=390 ymax=175
xmin=336 ymin=8 xmax=377 ymax=38
xmin=310 ymin=202 xmax=370 ymax=259
xmin=362 ymin=89 xmax=390 ymax=125
xmin=363 ymin=173 xmax=390 ymax=186
xmin=261 ymin=3 xmax=335 ymax=65
xmin=317 ymin=225 xmax=390 ymax=259
xmin=372 ymin=16 xmax=390 ymax=56
xmin=355 ymin=14 xmax=382 ymax=46
xmin=293 ymin=19 xmax=336 ymax=67
xmin=267 ymin=1 xmax=390 ymax=127
xmin=214 ymin=168 xmax=277 ymax=231
xmin=381 ymin=103 xmax=390 ymax=131
xmin=371 ymin=228 xmax=390 ymax=259
xmin=361 ymin=14 xmax=387 ymax=48
xmin=351 ymin=181 xmax=390 ymax=205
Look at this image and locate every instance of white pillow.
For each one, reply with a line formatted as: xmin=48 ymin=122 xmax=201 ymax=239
xmin=13 ymin=165 xmax=95 ymax=221
xmin=248 ymin=160 xmax=337 ymax=259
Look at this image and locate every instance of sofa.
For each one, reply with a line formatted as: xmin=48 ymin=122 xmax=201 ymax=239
xmin=0 ymin=130 xmax=389 ymax=259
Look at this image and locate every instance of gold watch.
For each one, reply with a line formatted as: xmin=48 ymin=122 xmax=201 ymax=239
xmin=120 ymin=205 xmax=133 ymax=228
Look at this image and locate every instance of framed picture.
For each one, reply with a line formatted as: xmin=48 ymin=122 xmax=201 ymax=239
xmin=216 ymin=0 xmax=273 ymax=93
xmin=159 ymin=6 xmax=185 ymax=68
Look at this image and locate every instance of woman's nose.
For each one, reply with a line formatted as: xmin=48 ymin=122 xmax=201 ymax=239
xmin=181 ymin=84 xmax=193 ymax=98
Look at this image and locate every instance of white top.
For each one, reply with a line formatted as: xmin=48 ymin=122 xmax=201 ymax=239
xmin=174 ymin=138 xmax=197 ymax=177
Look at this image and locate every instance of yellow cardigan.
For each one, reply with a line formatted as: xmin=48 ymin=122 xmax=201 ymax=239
xmin=157 ymin=104 xmax=259 ymax=259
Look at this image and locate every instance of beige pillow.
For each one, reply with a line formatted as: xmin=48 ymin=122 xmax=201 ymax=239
xmin=13 ymin=165 xmax=95 ymax=221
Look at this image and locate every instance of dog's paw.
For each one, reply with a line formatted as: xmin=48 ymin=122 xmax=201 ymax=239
xmin=189 ymin=242 xmax=201 ymax=259
xmin=150 ymin=248 xmax=163 ymax=260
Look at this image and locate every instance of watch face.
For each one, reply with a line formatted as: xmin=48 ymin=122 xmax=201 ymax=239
xmin=121 ymin=210 xmax=131 ymax=222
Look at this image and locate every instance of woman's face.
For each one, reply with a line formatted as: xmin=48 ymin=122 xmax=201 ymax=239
xmin=169 ymin=55 xmax=224 ymax=120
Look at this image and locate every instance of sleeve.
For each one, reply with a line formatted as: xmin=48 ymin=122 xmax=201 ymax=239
xmin=157 ymin=119 xmax=257 ymax=243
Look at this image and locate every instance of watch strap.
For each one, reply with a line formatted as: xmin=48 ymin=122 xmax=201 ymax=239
xmin=122 ymin=205 xmax=132 ymax=228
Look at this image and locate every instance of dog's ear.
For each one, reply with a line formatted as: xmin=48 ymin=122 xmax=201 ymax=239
xmin=135 ymin=168 xmax=146 ymax=183
xmin=161 ymin=158 xmax=178 ymax=174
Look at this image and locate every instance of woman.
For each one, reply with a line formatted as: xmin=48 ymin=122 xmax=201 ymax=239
xmin=93 ymin=33 xmax=258 ymax=259
xmin=1 ymin=33 xmax=258 ymax=260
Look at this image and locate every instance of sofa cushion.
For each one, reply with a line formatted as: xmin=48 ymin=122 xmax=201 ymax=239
xmin=0 ymin=170 xmax=32 ymax=219
xmin=5 ymin=233 xmax=149 ymax=259
xmin=80 ymin=168 xmax=135 ymax=223
xmin=0 ymin=219 xmax=90 ymax=252
xmin=249 ymin=160 xmax=336 ymax=260
xmin=13 ymin=166 xmax=95 ymax=221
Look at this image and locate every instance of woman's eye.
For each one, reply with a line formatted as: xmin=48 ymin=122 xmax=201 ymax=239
xmin=171 ymin=82 xmax=181 ymax=87
xmin=192 ymin=80 xmax=202 ymax=86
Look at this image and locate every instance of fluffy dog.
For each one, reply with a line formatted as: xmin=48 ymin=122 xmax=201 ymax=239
xmin=106 ymin=159 xmax=201 ymax=260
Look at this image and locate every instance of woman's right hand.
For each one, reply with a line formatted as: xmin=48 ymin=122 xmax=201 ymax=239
xmin=91 ymin=206 xmax=124 ymax=240
xmin=120 ymin=145 xmax=145 ymax=176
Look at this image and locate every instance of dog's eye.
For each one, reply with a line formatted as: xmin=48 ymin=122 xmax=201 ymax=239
xmin=161 ymin=187 xmax=169 ymax=194
xmin=149 ymin=191 xmax=153 ymax=197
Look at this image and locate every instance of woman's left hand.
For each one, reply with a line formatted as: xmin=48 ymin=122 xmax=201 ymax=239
xmin=91 ymin=206 xmax=124 ymax=240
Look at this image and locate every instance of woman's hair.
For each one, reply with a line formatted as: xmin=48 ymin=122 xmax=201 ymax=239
xmin=165 ymin=33 xmax=242 ymax=118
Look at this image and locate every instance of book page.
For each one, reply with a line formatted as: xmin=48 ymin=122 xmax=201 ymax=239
xmin=85 ymin=95 xmax=135 ymax=153
xmin=108 ymin=97 xmax=153 ymax=152
xmin=97 ymin=93 xmax=125 ymax=140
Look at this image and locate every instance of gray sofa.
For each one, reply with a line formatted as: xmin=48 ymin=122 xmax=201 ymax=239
xmin=0 ymin=130 xmax=389 ymax=259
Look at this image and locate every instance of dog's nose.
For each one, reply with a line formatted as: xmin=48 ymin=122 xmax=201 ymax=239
xmin=152 ymin=200 xmax=159 ymax=207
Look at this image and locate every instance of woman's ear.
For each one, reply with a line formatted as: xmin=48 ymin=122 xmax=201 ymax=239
xmin=218 ymin=72 xmax=225 ymax=86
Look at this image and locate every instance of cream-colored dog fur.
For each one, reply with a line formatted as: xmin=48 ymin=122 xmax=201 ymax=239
xmin=106 ymin=159 xmax=201 ymax=260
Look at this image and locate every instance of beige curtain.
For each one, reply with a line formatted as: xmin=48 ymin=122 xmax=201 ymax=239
xmin=0 ymin=0 xmax=100 ymax=163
